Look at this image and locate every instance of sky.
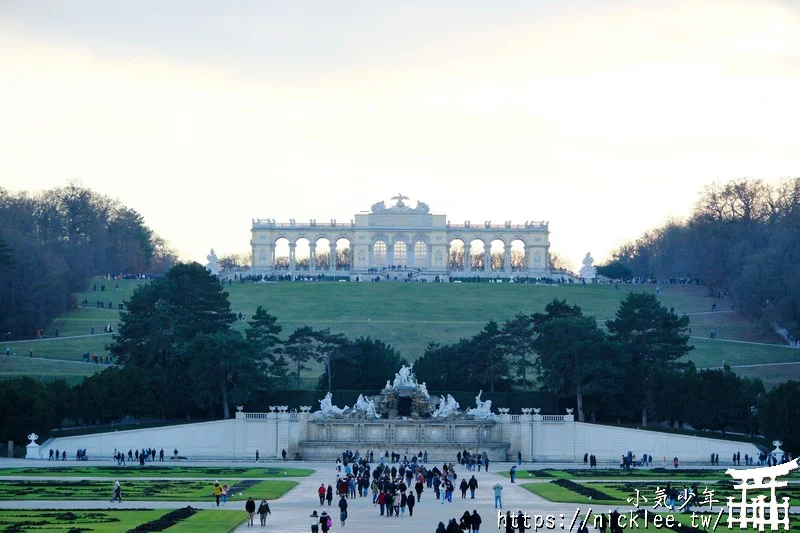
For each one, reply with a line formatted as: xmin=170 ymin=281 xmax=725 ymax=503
xmin=1 ymin=0 xmax=800 ymax=268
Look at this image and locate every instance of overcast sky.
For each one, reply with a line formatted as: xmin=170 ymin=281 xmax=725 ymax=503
xmin=2 ymin=0 xmax=799 ymax=267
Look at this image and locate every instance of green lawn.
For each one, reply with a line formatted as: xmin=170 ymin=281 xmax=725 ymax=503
xmin=0 ymin=466 xmax=314 ymax=478
xmin=0 ymin=479 xmax=297 ymax=501
xmin=0 ymin=509 xmax=169 ymax=533
xmin=165 ymin=510 xmax=244 ymax=532
xmin=504 ymin=468 xmax=745 ymax=481
xmin=4 ymin=278 xmax=798 ymax=387
xmin=0 ymin=355 xmax=103 ymax=385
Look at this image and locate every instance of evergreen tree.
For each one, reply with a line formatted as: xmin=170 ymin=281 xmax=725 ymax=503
xmin=499 ymin=314 xmax=537 ymax=390
xmin=245 ymin=306 xmax=283 ymax=377
xmin=606 ymin=292 xmax=692 ymax=427
xmin=319 ymin=336 xmax=407 ymax=390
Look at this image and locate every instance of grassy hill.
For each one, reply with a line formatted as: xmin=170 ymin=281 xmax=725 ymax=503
xmin=2 ymin=278 xmax=799 ymax=388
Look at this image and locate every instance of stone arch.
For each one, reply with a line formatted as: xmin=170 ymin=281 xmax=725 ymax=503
xmin=294 ymin=237 xmax=311 ymax=270
xmin=510 ymin=238 xmax=526 ymax=271
xmin=391 ymin=233 xmax=410 ymax=245
xmin=371 ymin=233 xmax=389 ymax=245
xmin=274 ymin=237 xmax=290 ymax=270
xmin=489 ymin=239 xmax=506 ymax=271
xmin=468 ymin=238 xmax=486 ymax=270
xmin=447 ymin=238 xmax=466 ymax=271
xmin=313 ymin=237 xmax=331 ymax=269
xmin=411 ymin=233 xmax=431 ymax=245
xmin=334 ymin=237 xmax=351 ymax=270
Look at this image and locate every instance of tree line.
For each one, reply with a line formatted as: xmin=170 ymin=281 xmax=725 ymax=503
xmin=0 ymin=182 xmax=177 ymax=338
xmin=601 ymin=177 xmax=800 ymax=336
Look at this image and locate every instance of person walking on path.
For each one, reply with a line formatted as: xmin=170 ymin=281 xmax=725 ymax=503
xmin=255 ymin=450 xmax=259 ymax=462
xmin=338 ymin=494 xmax=348 ymax=526
xmin=310 ymin=510 xmax=320 ymax=533
xmin=472 ymin=510 xmax=482 ymax=533
xmin=460 ymin=478 xmax=469 ymax=498
xmin=407 ymin=492 xmax=416 ymax=516
xmin=320 ymin=511 xmax=332 ymax=533
xmin=460 ymin=511 xmax=473 ymax=532
xmin=257 ymin=499 xmax=271 ymax=526
xmin=518 ymin=451 xmax=522 ymax=465
xmin=245 ymin=497 xmax=256 ymax=527
xmin=493 ymin=482 xmax=503 ymax=509
xmin=221 ymin=483 xmax=229 ymax=505
xmin=326 ymin=484 xmax=333 ymax=506
xmin=468 ymin=475 xmax=478 ymax=499
xmin=110 ymin=481 xmax=122 ymax=503
xmin=318 ymin=483 xmax=326 ymax=505
xmin=214 ymin=481 xmax=222 ymax=507
xmin=510 ymin=465 xmax=517 ymax=483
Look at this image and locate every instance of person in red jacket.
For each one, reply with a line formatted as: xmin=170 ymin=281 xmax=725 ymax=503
xmin=318 ymin=483 xmax=326 ymax=505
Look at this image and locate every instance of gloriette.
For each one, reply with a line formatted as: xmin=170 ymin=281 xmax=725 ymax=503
xmin=250 ymin=194 xmax=551 ymax=280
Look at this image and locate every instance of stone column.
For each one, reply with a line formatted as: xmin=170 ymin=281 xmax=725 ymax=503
xmin=464 ymin=244 xmax=471 ymax=272
xmin=309 ymin=243 xmax=317 ymax=271
xmin=288 ymin=243 xmax=296 ymax=272
xmin=329 ymin=244 xmax=337 ymax=272
xmin=266 ymin=245 xmax=275 ymax=268
xmin=504 ymin=245 xmax=511 ymax=273
xmin=484 ymin=248 xmax=491 ymax=272
xmin=368 ymin=245 xmax=374 ymax=269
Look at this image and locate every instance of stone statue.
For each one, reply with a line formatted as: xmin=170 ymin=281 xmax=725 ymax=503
xmin=393 ymin=365 xmax=416 ymax=389
xmin=418 ymin=381 xmax=430 ymax=399
xmin=383 ymin=380 xmax=392 ymax=392
xmin=316 ymin=392 xmax=345 ymax=416
xmin=466 ymin=390 xmax=494 ymax=419
xmin=432 ymin=394 xmax=460 ymax=418
xmin=27 ymin=433 xmax=39 ymax=445
xmin=206 ymin=248 xmax=219 ymax=276
xmin=371 ymin=201 xmax=386 ymax=212
xmin=355 ymin=394 xmax=380 ymax=419
xmin=579 ymin=252 xmax=596 ymax=280
xmin=415 ymin=201 xmax=430 ymax=214
xmin=391 ymin=193 xmax=409 ymax=208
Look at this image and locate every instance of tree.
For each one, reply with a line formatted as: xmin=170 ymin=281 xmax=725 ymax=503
xmin=470 ymin=320 xmax=509 ymax=393
xmin=596 ymin=260 xmax=633 ymax=280
xmin=285 ymin=326 xmax=316 ymax=389
xmin=606 ymin=292 xmax=693 ymax=427
xmin=109 ymin=262 xmax=238 ymax=418
xmin=245 ymin=306 xmax=283 ymax=372
xmin=548 ymin=251 xmax=574 ymax=272
xmin=218 ymin=253 xmax=250 ymax=272
xmin=499 ymin=314 xmax=537 ymax=390
xmin=533 ymin=315 xmax=617 ymax=422
xmin=319 ymin=337 xmax=407 ymax=390
xmin=314 ymin=329 xmax=348 ymax=393
xmin=186 ymin=330 xmax=261 ymax=419
xmin=758 ymin=381 xmax=800 ymax=455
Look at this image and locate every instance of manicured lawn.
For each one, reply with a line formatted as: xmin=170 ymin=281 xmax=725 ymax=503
xmin=165 ymin=510 xmax=244 ymax=532
xmin=5 ymin=278 xmax=798 ymax=388
xmin=0 ymin=466 xmax=314 ymax=478
xmin=0 ymin=509 xmax=169 ymax=532
xmin=0 ymin=355 xmax=102 ymax=385
xmin=504 ymin=468 xmax=737 ymax=481
xmin=522 ymin=481 xmax=618 ymax=506
xmin=0 ymin=479 xmax=297 ymax=501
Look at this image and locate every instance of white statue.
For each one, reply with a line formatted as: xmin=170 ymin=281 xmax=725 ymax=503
xmin=371 ymin=201 xmax=386 ymax=212
xmin=415 ymin=201 xmax=430 ymax=214
xmin=466 ymin=390 xmax=494 ymax=419
xmin=383 ymin=380 xmax=392 ymax=392
xmin=27 ymin=433 xmax=39 ymax=445
xmin=206 ymin=248 xmax=219 ymax=276
xmin=355 ymin=394 xmax=380 ymax=419
xmin=393 ymin=365 xmax=416 ymax=389
xmin=432 ymin=394 xmax=460 ymax=418
xmin=316 ymin=392 xmax=344 ymax=416
xmin=418 ymin=381 xmax=430 ymax=399
xmin=579 ymin=251 xmax=596 ymax=280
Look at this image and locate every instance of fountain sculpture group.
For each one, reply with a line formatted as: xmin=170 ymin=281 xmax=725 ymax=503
xmin=314 ymin=365 xmax=494 ymax=421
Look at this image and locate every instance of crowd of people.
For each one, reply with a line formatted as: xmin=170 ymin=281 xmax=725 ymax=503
xmin=307 ymin=449 xmax=488 ymax=532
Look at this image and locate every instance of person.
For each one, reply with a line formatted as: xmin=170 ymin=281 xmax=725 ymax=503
xmin=320 ymin=510 xmax=331 ymax=533
xmin=460 ymin=477 xmax=469 ymax=498
xmin=436 ymin=522 xmax=447 ymax=533
xmin=673 ymin=456 xmax=679 ymax=469
xmin=468 ymin=475 xmax=478 ymax=499
xmin=310 ymin=510 xmax=319 ymax=533
xmin=326 ymin=484 xmax=333 ymax=506
xmin=282 ymin=448 xmax=287 ymax=461
xmin=111 ymin=480 xmax=122 ymax=502
xmin=221 ymin=483 xmax=229 ymax=505
xmin=257 ymin=499 xmax=271 ymax=526
xmin=510 ymin=465 xmax=517 ymax=483
xmin=338 ymin=494 xmax=348 ymax=526
xmin=255 ymin=450 xmax=260 ymax=462
xmin=245 ymin=496 xmax=256 ymax=527
xmin=407 ymin=491 xmax=416 ymax=516
xmin=460 ymin=511 xmax=473 ymax=532
xmin=318 ymin=483 xmax=326 ymax=505
xmin=214 ymin=481 xmax=222 ymax=507
xmin=493 ymin=482 xmax=503 ymax=509
xmin=472 ymin=510 xmax=483 ymax=533
xmin=518 ymin=451 xmax=523 ymax=465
